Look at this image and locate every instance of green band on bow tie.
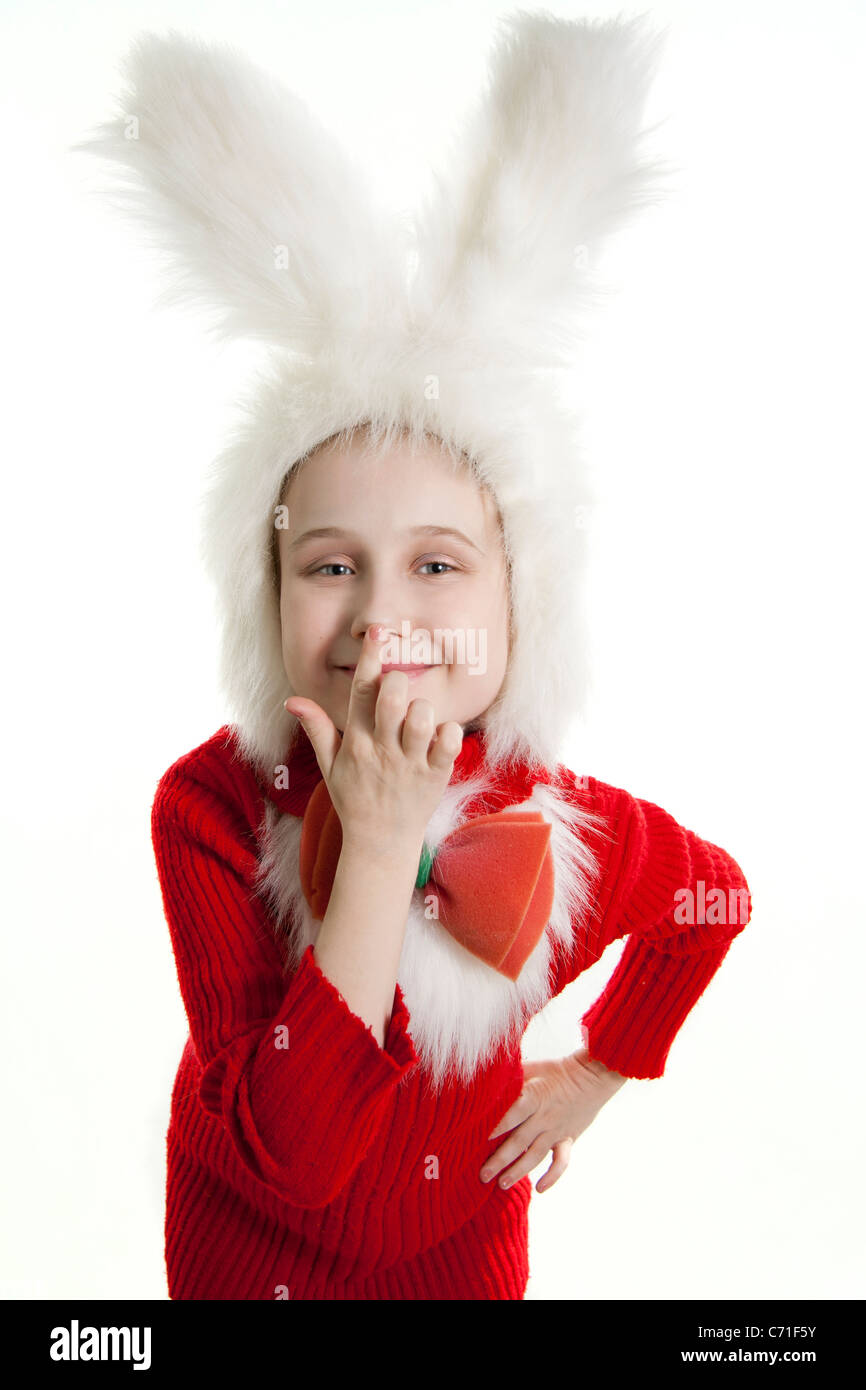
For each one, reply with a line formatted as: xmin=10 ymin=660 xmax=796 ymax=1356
xmin=415 ymin=841 xmax=434 ymax=889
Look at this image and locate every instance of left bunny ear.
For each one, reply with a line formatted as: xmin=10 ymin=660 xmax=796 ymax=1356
xmin=407 ymin=10 xmax=676 ymax=368
xmin=69 ymin=28 xmax=409 ymax=353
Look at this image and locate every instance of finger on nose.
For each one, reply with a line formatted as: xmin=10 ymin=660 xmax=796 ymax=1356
xmin=351 ymin=624 xmax=388 ymax=684
xmin=364 ymin=624 xmax=389 ymax=663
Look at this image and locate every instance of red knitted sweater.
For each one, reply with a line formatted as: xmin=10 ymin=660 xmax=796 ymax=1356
xmin=152 ymin=724 xmax=751 ymax=1300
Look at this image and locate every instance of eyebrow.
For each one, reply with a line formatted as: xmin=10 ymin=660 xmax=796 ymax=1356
xmin=285 ymin=525 xmax=485 ymax=556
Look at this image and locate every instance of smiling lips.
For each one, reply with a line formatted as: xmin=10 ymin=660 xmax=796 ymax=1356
xmin=336 ymin=663 xmax=435 ymax=675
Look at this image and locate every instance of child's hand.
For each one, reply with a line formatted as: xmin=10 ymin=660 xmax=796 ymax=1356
xmin=480 ymin=1051 xmax=627 ymax=1194
xmin=285 ymin=624 xmax=463 ymax=854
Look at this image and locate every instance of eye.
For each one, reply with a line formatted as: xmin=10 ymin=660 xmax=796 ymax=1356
xmin=312 ymin=563 xmax=354 ymax=577
xmin=418 ymin=561 xmax=456 ymax=575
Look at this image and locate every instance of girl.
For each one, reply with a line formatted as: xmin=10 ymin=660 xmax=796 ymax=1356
xmin=75 ymin=13 xmax=752 ymax=1300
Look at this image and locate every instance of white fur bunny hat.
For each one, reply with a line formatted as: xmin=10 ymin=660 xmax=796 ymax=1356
xmin=73 ymin=9 xmax=671 ymax=779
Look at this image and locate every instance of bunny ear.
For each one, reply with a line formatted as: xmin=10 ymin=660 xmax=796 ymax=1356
xmin=408 ymin=10 xmax=675 ymax=368
xmin=70 ymin=29 xmax=407 ymax=352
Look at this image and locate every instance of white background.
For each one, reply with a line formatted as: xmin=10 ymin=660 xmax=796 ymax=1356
xmin=2 ymin=0 xmax=863 ymax=1301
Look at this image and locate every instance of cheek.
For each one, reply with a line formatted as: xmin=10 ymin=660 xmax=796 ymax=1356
xmin=281 ymin=588 xmax=340 ymax=669
xmin=280 ymin=581 xmax=317 ymax=639
xmin=484 ymin=577 xmax=511 ymax=641
xmin=279 ymin=587 xmax=311 ymax=665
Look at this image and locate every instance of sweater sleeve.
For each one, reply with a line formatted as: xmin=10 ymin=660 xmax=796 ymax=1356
xmin=151 ymin=758 xmax=419 ymax=1208
xmin=555 ymin=773 xmax=752 ymax=1080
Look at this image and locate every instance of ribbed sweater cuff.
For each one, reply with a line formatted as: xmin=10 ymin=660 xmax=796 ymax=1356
xmin=200 ymin=943 xmax=418 ymax=1206
xmin=579 ymin=936 xmax=733 ymax=1079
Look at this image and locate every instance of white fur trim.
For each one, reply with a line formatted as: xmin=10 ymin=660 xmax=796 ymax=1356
xmin=252 ymin=771 xmax=604 ymax=1092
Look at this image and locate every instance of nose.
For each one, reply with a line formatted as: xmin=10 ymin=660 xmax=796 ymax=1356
xmin=350 ymin=617 xmax=401 ymax=644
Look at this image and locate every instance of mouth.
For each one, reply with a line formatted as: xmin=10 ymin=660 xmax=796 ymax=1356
xmin=335 ymin=664 xmax=437 ymax=675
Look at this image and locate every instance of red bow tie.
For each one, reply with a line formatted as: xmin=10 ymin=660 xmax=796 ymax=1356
xmin=299 ymin=778 xmax=555 ymax=980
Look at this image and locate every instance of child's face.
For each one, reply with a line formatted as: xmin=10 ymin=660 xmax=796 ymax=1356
xmin=276 ymin=431 xmax=510 ymax=736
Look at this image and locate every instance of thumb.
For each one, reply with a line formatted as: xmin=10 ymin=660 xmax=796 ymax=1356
xmin=284 ymin=697 xmax=341 ymax=781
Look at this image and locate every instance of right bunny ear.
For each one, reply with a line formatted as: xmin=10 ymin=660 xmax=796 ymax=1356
xmin=69 ymin=29 xmax=408 ymax=352
xmin=407 ymin=10 xmax=676 ymax=368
